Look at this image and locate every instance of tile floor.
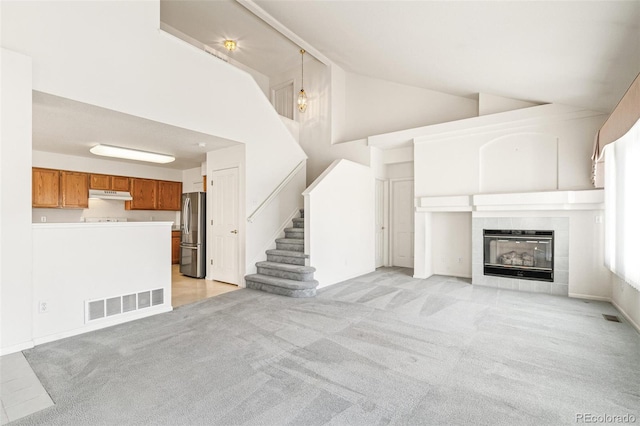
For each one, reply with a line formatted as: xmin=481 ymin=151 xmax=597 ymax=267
xmin=0 ymin=352 xmax=53 ymax=424
xmin=171 ymin=264 xmax=239 ymax=307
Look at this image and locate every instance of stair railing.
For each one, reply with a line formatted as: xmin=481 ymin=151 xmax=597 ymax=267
xmin=247 ymin=159 xmax=306 ymax=223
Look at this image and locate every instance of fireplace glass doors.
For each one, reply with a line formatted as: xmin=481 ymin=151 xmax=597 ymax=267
xmin=483 ymin=230 xmax=554 ymax=282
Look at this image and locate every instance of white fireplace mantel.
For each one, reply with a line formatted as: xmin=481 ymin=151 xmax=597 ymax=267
xmin=416 ymin=189 xmax=603 ymax=213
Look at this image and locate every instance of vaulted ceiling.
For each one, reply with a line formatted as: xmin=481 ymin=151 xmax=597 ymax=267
xmin=163 ymin=0 xmax=640 ymax=113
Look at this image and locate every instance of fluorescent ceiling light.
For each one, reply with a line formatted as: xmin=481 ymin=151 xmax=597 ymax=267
xmin=90 ymin=144 xmax=175 ymax=164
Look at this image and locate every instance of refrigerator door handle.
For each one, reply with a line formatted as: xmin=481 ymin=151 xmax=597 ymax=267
xmin=180 ymin=245 xmax=198 ymax=250
xmin=184 ymin=197 xmax=191 ymax=235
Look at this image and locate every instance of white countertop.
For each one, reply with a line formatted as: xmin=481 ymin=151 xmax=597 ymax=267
xmin=32 ymin=221 xmax=174 ymax=229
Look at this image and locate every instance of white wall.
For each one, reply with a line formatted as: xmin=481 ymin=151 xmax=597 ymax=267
xmin=159 ymin=22 xmax=271 ymax=99
xmin=303 ymin=160 xmax=375 ymax=288
xmin=32 ymin=223 xmax=172 ymax=345
xmin=414 ymin=106 xmax=607 ymax=197
xmin=182 ymin=166 xmax=204 ymax=193
xmin=342 ymin=73 xmax=478 ymax=143
xmin=246 ymin=165 xmax=306 ymax=276
xmin=431 ymin=213 xmax=472 ymax=278
xmin=271 ymin=60 xmax=479 ymax=186
xmin=479 ymin=93 xmax=540 ymax=116
xmin=2 ymin=0 xmax=306 ymax=217
xmin=612 ymin=275 xmax=640 ymax=332
xmin=0 ymin=48 xmax=34 ymax=355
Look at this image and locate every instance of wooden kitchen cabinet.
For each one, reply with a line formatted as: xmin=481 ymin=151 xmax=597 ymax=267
xmin=171 ymin=230 xmax=181 ymax=264
xmin=60 ymin=171 xmax=89 ymax=208
xmin=89 ymin=174 xmax=110 ymax=190
xmin=157 ymin=181 xmax=182 ymax=211
xmin=126 ymin=179 xmax=181 ymax=211
xmin=111 ymin=176 xmax=130 ymax=191
xmin=126 ymin=178 xmax=157 ymax=210
xmin=90 ymin=174 xmax=130 ymax=191
xmin=32 ymin=168 xmax=61 ymax=208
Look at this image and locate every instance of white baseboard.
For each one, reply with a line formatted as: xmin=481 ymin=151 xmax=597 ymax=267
xmin=611 ymin=299 xmax=640 ymax=334
xmin=568 ymin=293 xmax=640 ymax=334
xmin=0 ymin=341 xmax=35 ymax=356
xmin=568 ymin=293 xmax=611 ymax=302
xmin=32 ymin=305 xmax=173 ymax=347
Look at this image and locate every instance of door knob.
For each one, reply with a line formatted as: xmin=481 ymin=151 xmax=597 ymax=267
xmin=230 ymin=230 xmax=238 ymax=234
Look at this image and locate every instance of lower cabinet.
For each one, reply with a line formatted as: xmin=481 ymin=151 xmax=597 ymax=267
xmin=171 ymin=230 xmax=181 ymax=264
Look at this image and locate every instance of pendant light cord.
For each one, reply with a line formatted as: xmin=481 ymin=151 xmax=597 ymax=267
xmin=300 ymin=49 xmax=305 ymax=90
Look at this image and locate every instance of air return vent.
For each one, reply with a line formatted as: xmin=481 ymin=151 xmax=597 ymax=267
xmin=85 ymin=288 xmax=165 ymax=323
xmin=602 ymin=314 xmax=621 ymax=323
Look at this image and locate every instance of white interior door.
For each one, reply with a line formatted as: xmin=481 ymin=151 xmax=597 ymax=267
xmin=210 ymin=167 xmax=240 ymax=285
xmin=375 ymin=179 xmax=385 ymax=268
xmin=391 ymin=179 xmax=414 ymax=268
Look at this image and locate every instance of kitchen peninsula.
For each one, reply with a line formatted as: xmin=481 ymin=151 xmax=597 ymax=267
xmin=31 ymin=221 xmax=173 ymax=345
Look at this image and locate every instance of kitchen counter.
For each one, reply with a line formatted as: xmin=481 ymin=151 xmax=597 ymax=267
xmin=31 ymin=221 xmax=173 ymax=345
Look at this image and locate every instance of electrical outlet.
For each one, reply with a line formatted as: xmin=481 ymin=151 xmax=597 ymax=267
xmin=38 ymin=301 xmax=49 ymax=313
xmin=40 ymin=216 xmax=47 ymax=223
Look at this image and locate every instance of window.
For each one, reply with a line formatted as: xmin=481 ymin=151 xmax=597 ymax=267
xmin=604 ymin=118 xmax=640 ymax=290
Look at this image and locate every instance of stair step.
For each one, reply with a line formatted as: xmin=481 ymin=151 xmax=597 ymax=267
xmin=284 ymin=227 xmax=304 ymax=238
xmin=256 ymin=261 xmax=315 ymax=281
xmin=245 ymin=274 xmax=317 ymax=298
xmin=266 ymin=249 xmax=308 ymax=265
xmin=292 ymin=218 xmax=304 ymax=228
xmin=275 ymin=237 xmax=304 ymax=252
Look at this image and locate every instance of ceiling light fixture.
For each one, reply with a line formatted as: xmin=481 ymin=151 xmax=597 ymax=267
xmin=223 ymin=39 xmax=237 ymax=52
xmin=297 ymin=49 xmax=307 ymax=113
xmin=89 ymin=144 xmax=175 ymax=164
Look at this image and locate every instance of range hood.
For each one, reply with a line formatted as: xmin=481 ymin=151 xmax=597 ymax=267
xmin=89 ymin=189 xmax=133 ymax=201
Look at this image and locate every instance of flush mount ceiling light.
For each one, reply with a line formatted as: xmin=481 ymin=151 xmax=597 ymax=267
xmin=90 ymin=144 xmax=175 ymax=164
xmin=297 ymin=49 xmax=307 ymax=113
xmin=223 ymin=39 xmax=237 ymax=52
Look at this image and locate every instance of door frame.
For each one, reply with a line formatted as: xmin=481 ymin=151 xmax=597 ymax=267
xmin=389 ymin=178 xmax=414 ymax=268
xmin=375 ymin=178 xmax=390 ymax=268
xmin=206 ymin=165 xmax=243 ymax=286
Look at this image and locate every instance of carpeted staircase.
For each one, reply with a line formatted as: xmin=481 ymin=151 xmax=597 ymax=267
xmin=245 ymin=209 xmax=318 ymax=297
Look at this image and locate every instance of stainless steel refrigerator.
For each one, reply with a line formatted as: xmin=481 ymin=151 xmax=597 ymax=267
xmin=180 ymin=192 xmax=206 ymax=278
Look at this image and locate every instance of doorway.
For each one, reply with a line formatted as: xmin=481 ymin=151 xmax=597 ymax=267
xmin=391 ymin=179 xmax=414 ymax=268
xmin=375 ymin=179 xmax=388 ymax=268
xmin=209 ymin=167 xmax=240 ymax=285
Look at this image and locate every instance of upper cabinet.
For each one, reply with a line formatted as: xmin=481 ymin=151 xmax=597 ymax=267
xmin=126 ymin=178 xmax=157 ymax=210
xmin=126 ymin=178 xmax=182 ymax=211
xmin=33 ymin=168 xmax=88 ymax=209
xmin=32 ymin=168 xmax=61 ymax=208
xmin=157 ymin=181 xmax=182 ymax=211
xmin=60 ymin=171 xmax=89 ymax=208
xmin=90 ymin=174 xmax=130 ymax=191
xmin=33 ymin=168 xmax=180 ymax=211
xmin=112 ymin=176 xmax=130 ymax=191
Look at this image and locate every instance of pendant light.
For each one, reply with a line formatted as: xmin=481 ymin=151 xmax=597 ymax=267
xmin=297 ymin=49 xmax=307 ymax=113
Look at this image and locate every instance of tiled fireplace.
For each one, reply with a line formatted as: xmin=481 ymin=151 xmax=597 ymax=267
xmin=472 ymin=217 xmax=569 ymax=295
xmin=483 ymin=229 xmax=554 ymax=282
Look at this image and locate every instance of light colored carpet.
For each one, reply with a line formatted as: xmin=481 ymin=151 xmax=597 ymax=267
xmin=15 ymin=268 xmax=640 ymax=425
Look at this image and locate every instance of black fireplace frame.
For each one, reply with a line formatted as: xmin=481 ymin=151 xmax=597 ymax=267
xmin=483 ymin=229 xmax=554 ymax=282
